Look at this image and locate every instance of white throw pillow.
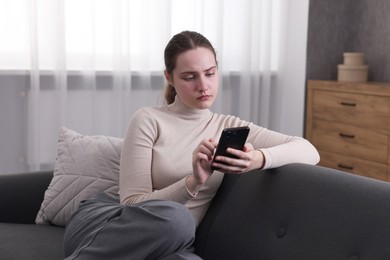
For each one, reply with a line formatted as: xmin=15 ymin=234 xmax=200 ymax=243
xmin=35 ymin=127 xmax=122 ymax=226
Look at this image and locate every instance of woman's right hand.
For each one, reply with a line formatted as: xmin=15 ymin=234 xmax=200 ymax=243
xmin=186 ymin=138 xmax=217 ymax=195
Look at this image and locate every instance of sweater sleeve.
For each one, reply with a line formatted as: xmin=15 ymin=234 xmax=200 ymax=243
xmin=247 ymin=125 xmax=320 ymax=169
xmin=119 ymin=108 xmax=194 ymax=205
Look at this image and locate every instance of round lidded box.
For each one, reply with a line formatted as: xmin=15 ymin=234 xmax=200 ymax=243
xmin=338 ymin=64 xmax=368 ymax=82
xmin=338 ymin=52 xmax=368 ymax=82
xmin=343 ymin=52 xmax=365 ymax=66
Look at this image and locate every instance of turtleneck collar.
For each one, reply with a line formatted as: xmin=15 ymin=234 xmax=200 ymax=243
xmin=167 ymin=96 xmax=212 ymax=120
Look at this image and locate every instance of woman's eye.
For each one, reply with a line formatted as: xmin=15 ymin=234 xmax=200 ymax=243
xmin=183 ymin=76 xmax=195 ymax=81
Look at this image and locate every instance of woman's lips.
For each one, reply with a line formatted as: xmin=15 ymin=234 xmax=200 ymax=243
xmin=197 ymin=95 xmax=212 ymax=101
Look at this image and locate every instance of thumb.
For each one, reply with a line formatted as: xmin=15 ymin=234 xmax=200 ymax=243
xmin=243 ymin=143 xmax=254 ymax=152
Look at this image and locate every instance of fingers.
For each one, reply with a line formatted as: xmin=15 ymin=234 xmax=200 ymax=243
xmin=193 ymin=139 xmax=217 ymax=161
xmin=192 ymin=139 xmax=217 ymax=185
xmin=223 ymin=147 xmax=251 ymax=161
xmin=193 ymin=140 xmax=257 ymax=174
xmin=212 ymin=143 xmax=254 ymax=173
xmin=212 ymin=156 xmax=250 ymax=173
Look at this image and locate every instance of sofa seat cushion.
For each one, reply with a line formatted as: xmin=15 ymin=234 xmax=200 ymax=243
xmin=0 ymin=223 xmax=64 ymax=260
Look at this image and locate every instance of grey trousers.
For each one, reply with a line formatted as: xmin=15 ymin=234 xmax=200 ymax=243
xmin=64 ymin=193 xmax=202 ymax=260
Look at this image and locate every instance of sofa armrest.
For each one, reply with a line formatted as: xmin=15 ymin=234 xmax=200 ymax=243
xmin=0 ymin=171 xmax=53 ymax=224
xmin=195 ymin=163 xmax=390 ymax=259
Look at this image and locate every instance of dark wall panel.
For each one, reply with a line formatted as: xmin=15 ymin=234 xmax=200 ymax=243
xmin=306 ymin=0 xmax=390 ymax=82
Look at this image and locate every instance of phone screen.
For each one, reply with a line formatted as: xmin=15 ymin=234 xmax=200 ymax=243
xmin=212 ymin=126 xmax=250 ymax=170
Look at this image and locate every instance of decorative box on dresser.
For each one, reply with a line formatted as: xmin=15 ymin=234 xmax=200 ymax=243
xmin=305 ymin=80 xmax=390 ymax=182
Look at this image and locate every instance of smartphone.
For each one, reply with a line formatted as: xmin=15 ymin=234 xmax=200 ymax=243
xmin=212 ymin=126 xmax=250 ymax=170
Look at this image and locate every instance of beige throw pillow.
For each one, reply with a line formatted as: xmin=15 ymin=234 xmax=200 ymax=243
xmin=35 ymin=127 xmax=122 ymax=226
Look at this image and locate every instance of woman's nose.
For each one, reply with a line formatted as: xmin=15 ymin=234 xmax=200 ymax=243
xmin=197 ymin=76 xmax=208 ymax=91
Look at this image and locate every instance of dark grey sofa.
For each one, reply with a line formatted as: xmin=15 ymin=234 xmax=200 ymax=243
xmin=2 ymin=163 xmax=390 ymax=259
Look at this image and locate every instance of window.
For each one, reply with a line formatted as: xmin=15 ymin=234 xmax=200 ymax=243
xmin=0 ymin=0 xmax=281 ymax=71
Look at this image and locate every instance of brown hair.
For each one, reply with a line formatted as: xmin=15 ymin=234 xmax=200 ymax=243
xmin=163 ymin=31 xmax=217 ymax=104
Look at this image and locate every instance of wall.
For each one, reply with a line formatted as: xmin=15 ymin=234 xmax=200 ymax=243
xmin=306 ymin=0 xmax=390 ymax=82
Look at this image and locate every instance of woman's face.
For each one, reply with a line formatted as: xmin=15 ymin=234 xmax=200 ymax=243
xmin=166 ymin=47 xmax=219 ymax=110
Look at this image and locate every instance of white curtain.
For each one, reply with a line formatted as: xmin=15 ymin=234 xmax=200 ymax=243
xmin=0 ymin=0 xmax=309 ymax=171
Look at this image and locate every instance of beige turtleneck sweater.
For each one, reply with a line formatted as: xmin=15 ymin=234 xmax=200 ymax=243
xmin=119 ymin=97 xmax=319 ymax=225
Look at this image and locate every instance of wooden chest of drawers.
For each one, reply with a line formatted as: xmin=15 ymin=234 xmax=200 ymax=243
xmin=306 ymin=80 xmax=390 ymax=181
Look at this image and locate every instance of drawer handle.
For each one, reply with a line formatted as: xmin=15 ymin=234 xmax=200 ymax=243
xmin=340 ymin=101 xmax=356 ymax=107
xmin=339 ymin=133 xmax=355 ymax=139
xmin=338 ymin=164 xmax=354 ymax=171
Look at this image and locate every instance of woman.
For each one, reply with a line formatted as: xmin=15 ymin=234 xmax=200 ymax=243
xmin=64 ymin=31 xmax=319 ymax=260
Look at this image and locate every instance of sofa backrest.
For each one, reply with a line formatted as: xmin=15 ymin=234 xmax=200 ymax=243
xmin=195 ymin=163 xmax=390 ymax=259
xmin=0 ymin=171 xmax=54 ymax=224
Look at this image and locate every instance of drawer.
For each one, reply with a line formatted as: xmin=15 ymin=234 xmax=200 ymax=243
xmin=312 ymin=121 xmax=388 ymax=163
xmin=318 ymin=150 xmax=388 ymax=181
xmin=313 ymin=90 xmax=390 ymax=130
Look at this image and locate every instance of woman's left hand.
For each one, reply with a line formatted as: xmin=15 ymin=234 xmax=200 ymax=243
xmin=211 ymin=143 xmax=265 ymax=174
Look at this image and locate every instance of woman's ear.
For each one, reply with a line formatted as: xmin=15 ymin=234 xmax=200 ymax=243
xmin=164 ymin=70 xmax=174 ymax=87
